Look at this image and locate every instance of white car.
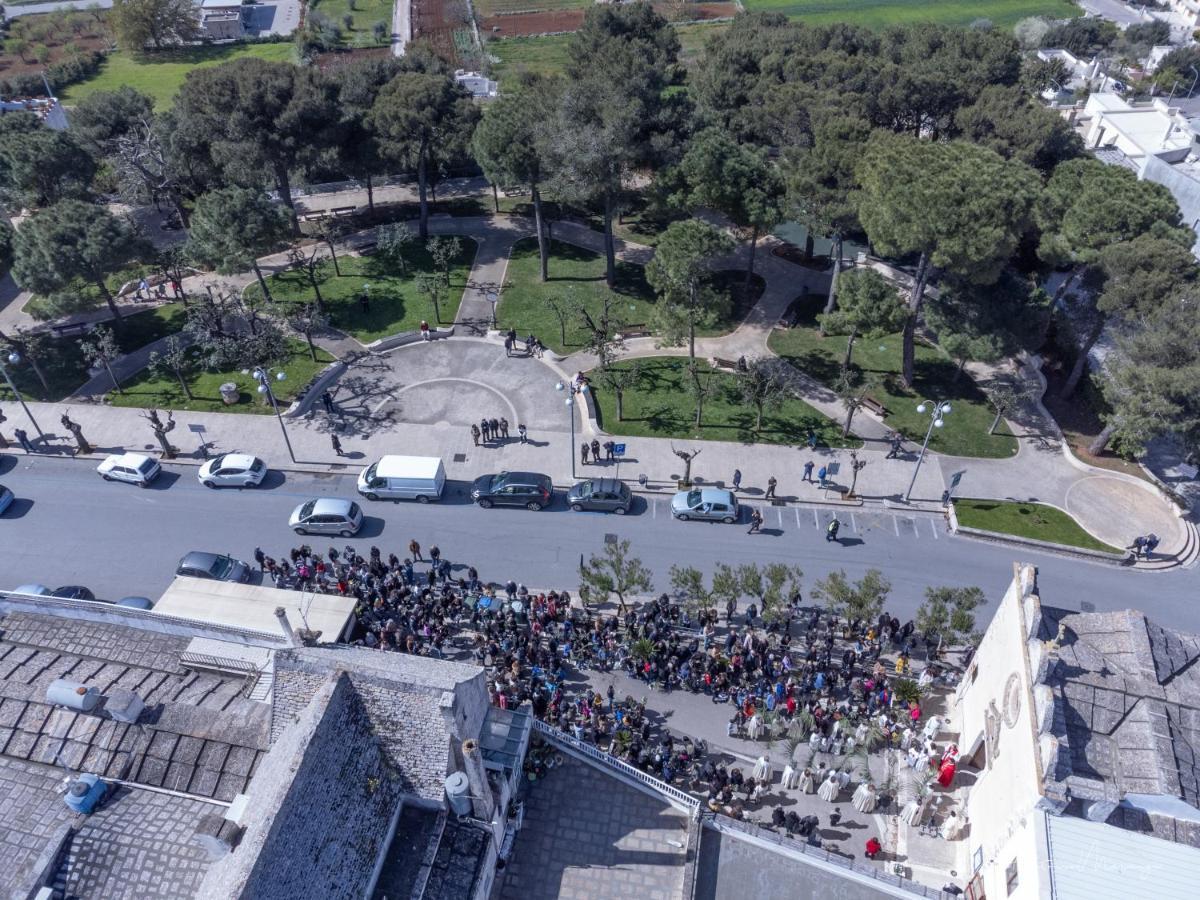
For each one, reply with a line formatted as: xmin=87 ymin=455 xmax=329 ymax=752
xmin=198 ymin=453 xmax=267 ymax=488
xmin=97 ymin=453 xmax=161 ymax=487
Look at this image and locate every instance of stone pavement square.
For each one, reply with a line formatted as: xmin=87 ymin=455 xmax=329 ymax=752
xmin=498 ymin=755 xmax=689 ymax=900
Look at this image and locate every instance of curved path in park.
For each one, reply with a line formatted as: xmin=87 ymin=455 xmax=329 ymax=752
xmin=0 ymin=184 xmax=1192 ymax=564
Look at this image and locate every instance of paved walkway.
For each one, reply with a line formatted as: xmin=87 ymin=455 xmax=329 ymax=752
xmin=3 ymin=184 xmax=1192 ymax=559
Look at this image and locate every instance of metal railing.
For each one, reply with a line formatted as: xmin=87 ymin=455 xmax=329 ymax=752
xmin=532 ymin=719 xmax=701 ymax=812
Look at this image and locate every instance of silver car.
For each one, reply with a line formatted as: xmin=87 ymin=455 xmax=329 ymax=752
xmin=198 ymin=453 xmax=267 ymax=488
xmin=670 ymin=488 xmax=739 ymax=524
xmin=176 ymin=551 xmax=251 ymax=583
xmin=289 ymin=498 xmax=363 ymax=536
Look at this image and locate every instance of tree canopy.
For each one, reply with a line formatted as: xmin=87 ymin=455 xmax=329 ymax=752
xmin=0 ymin=125 xmax=96 ymax=210
xmin=109 ymin=0 xmax=200 ymax=51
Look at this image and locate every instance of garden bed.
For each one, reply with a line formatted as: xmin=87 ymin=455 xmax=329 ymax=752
xmin=953 ymin=498 xmax=1120 ymax=555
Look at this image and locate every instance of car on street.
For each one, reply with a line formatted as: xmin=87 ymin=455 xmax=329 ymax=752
xmin=567 ymin=478 xmax=632 ymax=514
xmin=289 ymin=498 xmax=363 ymax=536
xmin=51 ymin=585 xmax=96 ymax=601
xmin=97 ymin=453 xmax=161 ymax=487
xmin=198 ymin=453 xmax=267 ymax=488
xmin=670 ymin=488 xmax=739 ymax=523
xmin=0 ymin=484 xmax=13 ymax=515
xmin=175 ymin=551 xmax=251 ymax=583
xmin=471 ymin=472 xmax=553 ymax=510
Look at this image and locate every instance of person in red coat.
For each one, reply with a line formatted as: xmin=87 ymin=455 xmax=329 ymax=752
xmin=865 ymin=836 xmax=882 ymax=859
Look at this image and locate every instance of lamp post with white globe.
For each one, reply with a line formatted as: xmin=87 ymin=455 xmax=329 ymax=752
xmin=904 ymin=399 xmax=951 ymax=502
xmin=246 ymin=366 xmax=295 ymax=463
xmin=0 ymin=350 xmax=43 ymax=437
xmin=556 ymin=380 xmax=587 ymax=479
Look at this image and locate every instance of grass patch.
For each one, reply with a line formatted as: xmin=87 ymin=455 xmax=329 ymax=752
xmin=310 ymin=0 xmax=393 ymax=44
xmin=767 ymin=293 xmax=1018 ymax=459
xmin=251 ymin=246 xmax=474 ymax=343
xmin=954 ymin=498 xmax=1120 ymax=554
xmin=476 ymin=0 xmax=591 ymax=14
xmin=60 ymin=43 xmax=295 ymax=111
xmin=676 ymin=22 xmax=730 ymax=70
xmin=486 ymin=34 xmax=573 ymax=89
xmin=1 ymin=303 xmax=187 ymax=402
xmin=590 ymin=357 xmax=856 ymax=448
xmin=742 ymin=0 xmax=1080 ymax=28
xmin=109 ymin=339 xmax=336 ymax=414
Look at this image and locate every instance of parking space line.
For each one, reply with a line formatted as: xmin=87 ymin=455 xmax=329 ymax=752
xmin=930 ymin=518 xmax=939 ymax=540
xmin=652 ymin=499 xmax=657 ymax=519
xmin=893 ymin=517 xmax=900 ymax=536
xmin=795 ymin=508 xmax=801 ymax=527
xmin=850 ymin=513 xmax=858 ymax=533
xmin=777 ymin=508 xmax=784 ymax=526
xmin=812 ymin=509 xmax=819 ymax=528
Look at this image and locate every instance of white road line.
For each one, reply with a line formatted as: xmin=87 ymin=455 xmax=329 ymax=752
xmin=652 ymin=499 xmax=657 ymax=519
xmin=812 ymin=509 xmax=819 ymax=528
xmin=850 ymin=513 xmax=858 ymax=533
xmin=930 ymin=518 xmax=939 ymax=540
xmin=795 ymin=508 xmax=801 ymax=527
xmin=777 ymin=508 xmax=784 ymax=526
xmin=893 ymin=517 xmax=900 ymax=536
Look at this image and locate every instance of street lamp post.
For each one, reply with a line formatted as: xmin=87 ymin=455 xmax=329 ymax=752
xmin=247 ymin=366 xmax=295 ymax=463
xmin=0 ymin=351 xmax=43 ymax=438
xmin=556 ymin=380 xmax=587 ymax=479
xmin=904 ymin=399 xmax=951 ymax=503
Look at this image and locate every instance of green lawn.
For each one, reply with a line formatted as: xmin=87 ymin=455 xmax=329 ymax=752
xmin=61 ymin=44 xmax=295 ymax=111
xmin=251 ymin=245 xmax=475 ymax=343
xmin=1 ymin=304 xmax=187 ymax=402
xmin=676 ymin=22 xmax=730 ymax=69
xmin=487 ymin=34 xmax=573 ymax=89
xmin=310 ymin=0 xmax=393 ymax=45
xmin=109 ymin=340 xmax=336 ymax=414
xmin=768 ymin=296 xmax=1018 ymax=459
xmin=953 ymin=499 xmax=1120 ymax=554
xmin=590 ymin=357 xmax=857 ymax=448
xmin=742 ymin=0 xmax=1080 ymax=28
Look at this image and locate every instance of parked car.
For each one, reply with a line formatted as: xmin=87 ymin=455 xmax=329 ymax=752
xmin=116 ymin=596 xmax=154 ymax=610
xmin=0 ymin=484 xmax=13 ymax=515
xmin=670 ymin=488 xmax=739 ymax=523
xmin=198 ymin=453 xmax=267 ymax=488
xmin=289 ymin=498 xmax=363 ymax=536
xmin=51 ymin=585 xmax=96 ymax=601
xmin=470 ymin=472 xmax=553 ymax=510
xmin=12 ymin=584 xmax=51 ymax=596
xmin=357 ymin=455 xmax=446 ymax=503
xmin=97 ymin=453 xmax=161 ymax=487
xmin=176 ymin=551 xmax=251 ymax=583
xmin=567 ymin=478 xmax=632 ymax=514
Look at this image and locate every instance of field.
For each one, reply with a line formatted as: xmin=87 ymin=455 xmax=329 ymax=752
xmin=60 ymin=43 xmax=295 ymax=111
xmin=953 ymin=499 xmax=1120 ymax=554
xmin=309 ymin=0 xmax=395 ymax=44
xmin=474 ymin=0 xmax=591 ymax=16
xmin=412 ymin=0 xmax=477 ymax=66
xmin=740 ymin=0 xmax=1080 ymax=28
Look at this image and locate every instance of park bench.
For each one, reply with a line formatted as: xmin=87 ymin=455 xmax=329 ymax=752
xmin=51 ymin=321 xmax=92 ymax=338
xmin=329 ymin=206 xmax=357 ymax=218
xmin=861 ymin=395 xmax=890 ymax=418
xmin=712 ymin=357 xmax=740 ymax=372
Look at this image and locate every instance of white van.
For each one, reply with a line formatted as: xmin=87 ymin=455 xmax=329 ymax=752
xmin=357 ymin=455 xmax=446 ymax=503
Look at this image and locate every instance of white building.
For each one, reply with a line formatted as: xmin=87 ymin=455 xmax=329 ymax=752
xmin=1 ymin=96 xmax=68 ymax=130
xmin=455 ymin=70 xmax=499 ymax=99
xmin=950 ymin=563 xmax=1200 ymax=900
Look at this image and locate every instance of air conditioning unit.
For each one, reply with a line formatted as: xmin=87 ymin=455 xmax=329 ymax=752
xmin=103 ymin=688 xmax=145 ymax=724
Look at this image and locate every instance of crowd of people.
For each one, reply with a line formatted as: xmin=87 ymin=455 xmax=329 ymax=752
xmin=251 ymin=535 xmax=966 ymax=863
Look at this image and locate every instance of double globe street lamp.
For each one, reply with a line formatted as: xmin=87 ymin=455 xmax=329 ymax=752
xmin=244 ymin=366 xmax=296 ymax=463
xmin=0 ymin=350 xmax=43 ymax=438
xmin=556 ymin=380 xmax=588 ymax=479
xmin=904 ymin=399 xmax=951 ymax=503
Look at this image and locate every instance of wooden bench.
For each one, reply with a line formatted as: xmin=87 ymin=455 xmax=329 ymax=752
xmin=861 ymin=395 xmax=889 ymax=417
xmin=329 ymin=206 xmax=357 ymax=218
xmin=51 ymin=321 xmax=92 ymax=338
xmin=712 ymin=357 xmax=741 ymax=372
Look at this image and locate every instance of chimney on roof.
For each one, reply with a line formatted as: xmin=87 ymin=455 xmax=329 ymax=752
xmin=461 ymin=738 xmax=495 ymax=822
xmin=274 ymin=607 xmax=302 ymax=647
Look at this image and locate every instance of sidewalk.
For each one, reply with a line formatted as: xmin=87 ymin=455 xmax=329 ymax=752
xmin=0 ymin=397 xmax=950 ymax=508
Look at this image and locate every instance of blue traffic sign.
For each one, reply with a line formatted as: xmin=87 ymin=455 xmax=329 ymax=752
xmin=613 ymin=443 xmax=626 ymax=456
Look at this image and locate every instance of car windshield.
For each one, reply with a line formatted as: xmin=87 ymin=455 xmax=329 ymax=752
xmin=208 ymin=454 xmax=227 ymax=470
xmin=364 ymin=463 xmax=377 ymax=481
xmin=578 ymin=481 xmax=594 ymax=495
xmin=206 ymin=556 xmax=233 ymax=579
xmin=348 ymin=502 xmax=361 ymax=518
xmin=299 ymin=500 xmax=315 ymax=519
xmin=250 ymin=459 xmax=264 ymax=472
xmin=490 ymin=475 xmax=505 ymax=491
xmin=686 ymin=490 xmax=702 ymax=507
xmin=136 ymin=457 xmax=157 ymax=473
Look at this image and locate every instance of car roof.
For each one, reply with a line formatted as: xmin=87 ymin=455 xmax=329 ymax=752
xmin=179 ymin=551 xmax=223 ymax=568
xmin=213 ymin=453 xmax=258 ymax=468
xmin=498 ymin=471 xmax=551 ymax=483
xmin=373 ymin=455 xmax=442 ymax=479
xmin=681 ymin=488 xmax=735 ymax=502
xmin=309 ymin=497 xmax=356 ymax=515
xmin=102 ymin=452 xmax=154 ymax=468
xmin=589 ymin=478 xmax=627 ymax=492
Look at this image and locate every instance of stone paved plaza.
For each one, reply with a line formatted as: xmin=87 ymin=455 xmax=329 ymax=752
xmin=498 ymin=755 xmax=690 ymax=900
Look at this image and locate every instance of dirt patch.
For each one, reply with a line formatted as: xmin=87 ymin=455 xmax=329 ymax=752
xmin=481 ymin=9 xmax=584 ymax=36
xmin=412 ymin=0 xmax=478 ymax=65
xmin=662 ymin=2 xmax=738 ymax=21
xmin=0 ymin=30 xmax=107 ymax=79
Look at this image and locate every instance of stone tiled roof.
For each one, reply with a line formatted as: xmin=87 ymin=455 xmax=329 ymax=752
xmin=1039 ymin=605 xmax=1200 ymax=846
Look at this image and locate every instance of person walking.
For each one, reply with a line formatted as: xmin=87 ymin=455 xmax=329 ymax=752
xmin=420 ymin=320 xmax=431 ymax=341
xmin=518 ymin=423 xmax=528 ymax=443
xmin=481 ymin=418 xmax=491 ymax=442
xmin=826 ymin=517 xmax=840 ymax=542
xmin=817 ymin=465 xmax=827 ymax=487
xmin=732 ymin=468 xmax=742 ymax=491
xmin=590 ymin=439 xmax=601 ymax=463
xmin=254 ymin=547 xmax=266 ymax=570
xmin=499 ymin=417 xmax=510 ymax=440
xmin=321 ymin=390 xmax=335 ymax=415
xmin=14 ymin=429 xmax=33 ymax=454
xmin=408 ymin=539 xmax=423 ymax=561
xmin=471 ymin=423 xmax=481 ymax=446
xmin=504 ymin=334 xmax=513 ymax=357
xmin=747 ymin=508 xmax=763 ymax=534
xmin=581 ymin=442 xmax=590 ymax=465
xmin=330 ymin=434 xmax=344 ymax=457
xmin=765 ymin=476 xmax=777 ymax=500
xmin=802 ymin=460 xmax=814 ymax=483
xmin=429 ymin=545 xmax=441 ymax=565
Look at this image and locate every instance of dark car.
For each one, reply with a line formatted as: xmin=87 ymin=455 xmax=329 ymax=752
xmin=51 ymin=585 xmax=96 ymax=601
xmin=176 ymin=551 xmax=251 ymax=583
xmin=567 ymin=478 xmax=632 ymax=514
xmin=471 ymin=471 xmax=553 ymax=510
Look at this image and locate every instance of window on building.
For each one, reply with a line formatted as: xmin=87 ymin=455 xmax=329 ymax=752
xmin=1006 ymin=859 xmax=1019 ymax=895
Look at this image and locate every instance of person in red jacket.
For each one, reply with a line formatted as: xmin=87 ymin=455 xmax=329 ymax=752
xmin=865 ymin=836 xmax=882 ymax=859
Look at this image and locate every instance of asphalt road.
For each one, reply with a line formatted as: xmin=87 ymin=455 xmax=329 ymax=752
xmin=1 ymin=453 xmax=1195 ymax=631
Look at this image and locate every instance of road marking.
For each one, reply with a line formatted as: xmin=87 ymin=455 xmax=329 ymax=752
xmin=850 ymin=513 xmax=858 ymax=532
xmin=893 ymin=517 xmax=900 ymax=536
xmin=777 ymin=508 xmax=784 ymax=526
xmin=930 ymin=518 xmax=939 ymax=540
xmin=652 ymin=499 xmax=657 ymax=519
xmin=812 ymin=509 xmax=819 ymax=528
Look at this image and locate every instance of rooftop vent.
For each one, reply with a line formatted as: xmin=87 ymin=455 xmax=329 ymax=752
xmin=46 ymin=679 xmax=99 ymax=713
